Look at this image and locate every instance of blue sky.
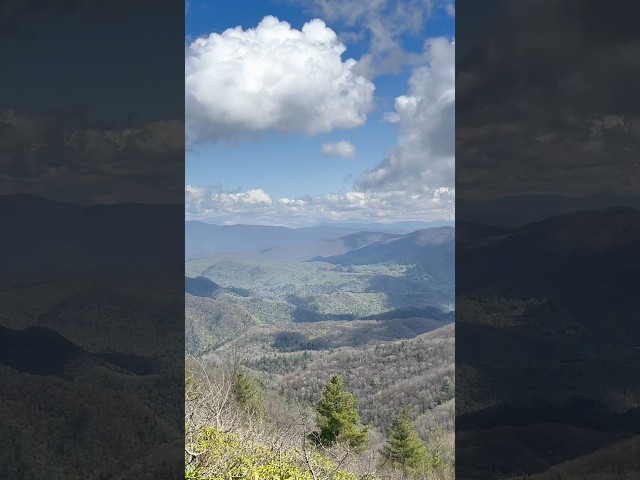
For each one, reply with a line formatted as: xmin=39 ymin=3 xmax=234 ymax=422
xmin=185 ymin=0 xmax=455 ymax=225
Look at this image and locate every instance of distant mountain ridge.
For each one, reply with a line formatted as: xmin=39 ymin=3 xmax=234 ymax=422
xmin=315 ymin=220 xmax=454 ymax=232
xmin=456 ymin=206 xmax=640 ymax=477
xmin=313 ymin=226 xmax=455 ymax=281
xmin=185 ymin=221 xmax=360 ymax=257
xmin=458 ymin=207 xmax=640 ymax=295
xmin=187 ymin=221 xmax=455 ymax=272
xmin=457 ymin=194 xmax=640 ymax=227
xmin=185 ymin=220 xmax=454 ymax=257
xmin=0 ymin=193 xmax=183 ymax=271
xmin=251 ymin=231 xmax=401 ymax=262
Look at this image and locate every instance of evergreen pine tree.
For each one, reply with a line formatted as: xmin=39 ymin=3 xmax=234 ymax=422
xmin=232 ymin=368 xmax=265 ymax=419
xmin=382 ymin=406 xmax=426 ymax=472
xmin=315 ymin=374 xmax=368 ymax=449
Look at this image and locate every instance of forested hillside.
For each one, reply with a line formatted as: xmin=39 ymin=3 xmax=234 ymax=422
xmin=276 ymin=325 xmax=454 ymax=437
xmin=185 ymin=256 xmax=453 ymax=356
xmin=185 ymin=225 xmax=455 ymax=479
xmin=186 ymin=327 xmax=454 ymax=480
xmin=456 ymin=208 xmax=640 ymax=478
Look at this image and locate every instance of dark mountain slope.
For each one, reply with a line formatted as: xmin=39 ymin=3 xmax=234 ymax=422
xmin=185 ymin=276 xmax=221 ymax=297
xmin=0 ymin=194 xmax=183 ymax=271
xmin=314 ymin=227 xmax=453 ymax=264
xmin=457 ymin=207 xmax=640 ymax=344
xmin=457 ymin=194 xmax=640 ymax=227
xmin=313 ymin=227 xmax=454 ymax=283
xmin=0 ymin=325 xmax=164 ymax=377
xmin=456 ymin=207 xmax=640 ymax=478
xmin=0 ymin=325 xmax=83 ymax=375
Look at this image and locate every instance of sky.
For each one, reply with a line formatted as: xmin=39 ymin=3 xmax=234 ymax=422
xmin=185 ymin=0 xmax=455 ymax=226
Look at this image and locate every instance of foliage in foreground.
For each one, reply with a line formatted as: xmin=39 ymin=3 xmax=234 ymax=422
xmin=186 ymin=355 xmax=453 ymax=480
xmin=185 ymin=426 xmax=359 ymax=480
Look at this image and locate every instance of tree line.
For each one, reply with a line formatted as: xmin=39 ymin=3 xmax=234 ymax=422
xmin=186 ymin=354 xmax=452 ymax=479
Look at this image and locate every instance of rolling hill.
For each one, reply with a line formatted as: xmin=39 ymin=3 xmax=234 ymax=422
xmin=269 ymin=323 xmax=453 ymax=441
xmin=456 ymin=206 xmax=640 ymax=478
xmin=457 ymin=194 xmax=640 ymax=227
xmin=208 ymin=320 xmax=454 ymax=448
xmin=314 ymin=227 xmax=454 ymax=283
xmin=457 ymin=206 xmax=640 ymax=344
xmin=0 ymin=324 xmax=183 ymax=479
xmin=0 ymin=194 xmax=183 ymax=271
xmin=0 ymin=194 xmax=184 ymax=478
xmin=185 ymin=221 xmax=361 ymax=257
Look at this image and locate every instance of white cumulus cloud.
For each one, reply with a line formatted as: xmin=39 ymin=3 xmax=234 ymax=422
xmin=445 ymin=3 xmax=455 ymax=17
xmin=356 ymin=36 xmax=454 ymax=197
xmin=185 ymin=185 xmax=453 ymax=226
xmin=185 ymin=16 xmax=375 ymax=145
xmin=320 ymin=140 xmax=357 ymax=158
xmin=186 ymin=185 xmax=273 ymax=212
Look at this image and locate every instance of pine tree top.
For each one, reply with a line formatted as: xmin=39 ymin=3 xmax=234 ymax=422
xmin=315 ymin=373 xmax=368 ymax=450
xmin=382 ymin=406 xmax=426 ymax=471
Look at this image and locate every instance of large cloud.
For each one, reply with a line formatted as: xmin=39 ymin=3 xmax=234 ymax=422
xmin=185 ymin=16 xmax=375 ymax=145
xmin=356 ymin=37 xmax=454 ymax=196
xmin=185 ymin=35 xmax=456 ymax=225
xmin=185 ymin=184 xmax=453 ymax=226
xmin=296 ymin=0 xmax=453 ymax=76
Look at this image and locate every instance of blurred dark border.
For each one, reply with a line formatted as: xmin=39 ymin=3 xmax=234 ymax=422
xmin=0 ymin=1 xmax=184 ymax=478
xmin=456 ymin=1 xmax=640 ymax=478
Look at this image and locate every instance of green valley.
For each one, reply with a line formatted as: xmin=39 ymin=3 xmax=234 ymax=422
xmin=186 ymin=225 xmax=455 ymax=479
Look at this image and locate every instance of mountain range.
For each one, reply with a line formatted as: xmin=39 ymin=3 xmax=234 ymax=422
xmin=0 ymin=194 xmax=184 ymax=479
xmin=315 ymin=219 xmax=454 ymax=232
xmin=456 ymin=205 xmax=640 ymax=478
xmin=186 ymin=220 xmax=454 ymax=258
xmin=187 ymin=220 xmax=454 ymax=276
xmin=1 ymin=193 xmax=183 ymax=271
xmin=457 ymin=206 xmax=640 ymax=345
xmin=0 ymin=323 xmax=182 ymax=478
xmin=186 ymin=221 xmax=359 ymax=258
xmin=313 ymin=227 xmax=454 ymax=276
xmin=457 ymin=194 xmax=640 ymax=227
